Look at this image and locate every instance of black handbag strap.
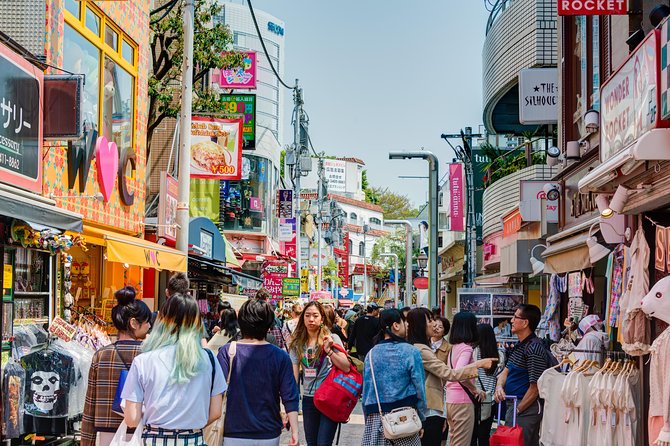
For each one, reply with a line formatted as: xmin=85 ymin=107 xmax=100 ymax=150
xmin=449 ymin=349 xmax=480 ymax=406
xmin=113 ymin=343 xmax=132 ymax=370
xmin=205 ymin=348 xmax=216 ymax=394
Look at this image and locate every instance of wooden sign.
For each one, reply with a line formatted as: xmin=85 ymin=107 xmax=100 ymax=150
xmin=49 ymin=317 xmax=77 ymax=342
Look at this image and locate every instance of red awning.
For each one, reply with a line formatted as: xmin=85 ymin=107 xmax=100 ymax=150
xmin=337 ymin=299 xmax=354 ymax=307
xmin=351 ymin=263 xmax=381 ymax=275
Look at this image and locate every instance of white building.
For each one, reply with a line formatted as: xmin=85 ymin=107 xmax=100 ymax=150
xmin=301 ymin=157 xmax=365 ymax=201
xmin=216 ymin=1 xmax=285 ymax=144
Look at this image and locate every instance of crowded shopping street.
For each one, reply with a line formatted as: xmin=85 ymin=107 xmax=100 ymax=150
xmin=4 ymin=0 xmax=670 ymax=445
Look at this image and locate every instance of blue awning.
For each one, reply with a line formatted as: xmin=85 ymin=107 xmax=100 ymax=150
xmin=188 ymin=217 xmax=225 ymax=263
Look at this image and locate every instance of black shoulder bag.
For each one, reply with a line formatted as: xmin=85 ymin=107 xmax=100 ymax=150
xmin=449 ymin=350 xmax=481 ymax=430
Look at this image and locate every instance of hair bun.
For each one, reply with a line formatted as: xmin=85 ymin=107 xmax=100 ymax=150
xmin=115 ymin=286 xmax=136 ymax=306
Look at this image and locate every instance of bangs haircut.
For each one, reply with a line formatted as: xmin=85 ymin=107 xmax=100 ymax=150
xmin=238 ymin=298 xmax=274 ymax=340
xmin=449 ymin=311 xmax=479 ymax=345
xmin=407 ymin=307 xmax=432 ymax=346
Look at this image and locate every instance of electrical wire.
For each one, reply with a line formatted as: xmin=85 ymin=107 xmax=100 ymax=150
xmin=150 ymin=0 xmax=178 ymax=25
xmin=151 ymin=0 xmax=178 ymax=16
xmin=247 ymin=0 xmax=294 ymax=90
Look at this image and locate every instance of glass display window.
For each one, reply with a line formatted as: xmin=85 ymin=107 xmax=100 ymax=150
xmin=6 ymin=247 xmax=52 ymax=324
xmin=220 ymin=155 xmax=273 ymax=232
xmin=69 ymin=244 xmax=102 ymax=311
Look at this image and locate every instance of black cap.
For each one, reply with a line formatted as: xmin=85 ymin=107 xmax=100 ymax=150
xmin=367 ymin=302 xmax=380 ymax=312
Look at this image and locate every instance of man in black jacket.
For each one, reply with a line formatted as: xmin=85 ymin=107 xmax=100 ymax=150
xmin=348 ymin=303 xmax=381 ymax=359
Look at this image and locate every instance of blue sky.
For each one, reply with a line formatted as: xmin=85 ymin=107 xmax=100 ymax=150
xmin=251 ymin=0 xmax=490 ymax=206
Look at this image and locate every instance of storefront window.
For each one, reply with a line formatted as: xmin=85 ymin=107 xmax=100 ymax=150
xmin=85 ymin=7 xmax=101 ymax=36
xmin=105 ymin=27 xmax=118 ymax=51
xmin=103 ymin=57 xmax=134 ymax=150
xmin=64 ymin=0 xmax=80 ymax=19
xmin=122 ymin=40 xmax=134 ymax=64
xmin=220 ymin=155 xmax=273 ymax=232
xmin=63 ymin=23 xmax=100 ymax=129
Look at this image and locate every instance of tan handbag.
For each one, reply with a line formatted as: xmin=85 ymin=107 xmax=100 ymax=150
xmin=369 ymin=349 xmax=422 ymax=440
xmin=204 ymin=341 xmax=236 ymax=446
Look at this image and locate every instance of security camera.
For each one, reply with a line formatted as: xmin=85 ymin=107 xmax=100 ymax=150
xmin=546 ymin=146 xmax=560 ymax=158
xmin=543 ymin=183 xmax=560 ymax=201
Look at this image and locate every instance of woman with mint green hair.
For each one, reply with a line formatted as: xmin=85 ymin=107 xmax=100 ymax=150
xmin=123 ymin=293 xmax=227 ymax=446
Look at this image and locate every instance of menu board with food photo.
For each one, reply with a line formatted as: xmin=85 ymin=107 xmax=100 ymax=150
xmin=190 ymin=116 xmax=243 ymax=180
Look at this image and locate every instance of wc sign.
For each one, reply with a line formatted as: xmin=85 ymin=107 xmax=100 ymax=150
xmin=519 ymin=181 xmax=559 ymax=223
xmin=558 ymin=0 xmax=627 ymax=15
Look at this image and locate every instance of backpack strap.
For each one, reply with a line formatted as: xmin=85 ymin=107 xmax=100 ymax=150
xmin=205 ymin=348 xmax=216 ymax=395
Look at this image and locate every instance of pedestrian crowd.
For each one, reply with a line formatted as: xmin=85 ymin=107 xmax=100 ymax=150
xmin=81 ymin=272 xmax=553 ymax=446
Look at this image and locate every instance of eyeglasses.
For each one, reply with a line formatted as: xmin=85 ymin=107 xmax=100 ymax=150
xmin=511 ymin=314 xmax=527 ymax=321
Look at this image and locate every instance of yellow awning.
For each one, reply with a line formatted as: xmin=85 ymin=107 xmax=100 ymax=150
xmin=83 ymin=225 xmax=187 ymax=272
xmin=222 ymin=233 xmax=241 ymax=268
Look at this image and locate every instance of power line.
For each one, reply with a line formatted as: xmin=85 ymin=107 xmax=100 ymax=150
xmin=150 ymin=0 xmax=178 ymax=24
xmin=247 ymin=0 xmax=294 ymax=90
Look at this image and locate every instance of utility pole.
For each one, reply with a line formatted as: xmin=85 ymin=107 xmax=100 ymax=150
xmin=386 ymin=220 xmax=413 ymax=307
xmin=316 ymin=157 xmax=325 ymax=291
xmin=441 ymin=127 xmax=482 ymax=288
xmin=176 ymin=0 xmax=194 ymax=253
xmin=363 ymin=224 xmax=369 ymax=308
xmin=292 ymin=80 xmax=303 ymax=279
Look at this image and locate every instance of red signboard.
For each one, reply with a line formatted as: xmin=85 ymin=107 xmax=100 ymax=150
xmin=558 ymin=0 xmax=627 ymax=15
xmin=449 ymin=164 xmax=465 ymax=231
xmin=334 ymin=233 xmax=350 ymax=288
xmin=413 ymin=277 xmax=429 ymax=290
xmin=262 ymin=261 xmax=288 ymax=297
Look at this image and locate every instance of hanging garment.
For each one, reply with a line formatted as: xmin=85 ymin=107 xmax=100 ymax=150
xmin=608 ymin=245 xmax=630 ymax=329
xmin=621 ymin=221 xmax=651 ymax=356
xmin=20 ymin=349 xmax=75 ymax=418
xmin=649 ymin=327 xmax=670 ymax=444
xmin=541 ymin=274 xmax=563 ymax=342
xmin=537 ymin=368 xmax=568 ymax=446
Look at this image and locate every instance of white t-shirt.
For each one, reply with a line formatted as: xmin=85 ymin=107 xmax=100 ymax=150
xmin=121 ymin=345 xmax=227 ymax=429
xmin=537 ymin=367 xmax=568 ymax=446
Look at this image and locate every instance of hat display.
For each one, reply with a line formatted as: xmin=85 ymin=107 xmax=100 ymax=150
xmin=578 ymin=314 xmax=603 ymax=335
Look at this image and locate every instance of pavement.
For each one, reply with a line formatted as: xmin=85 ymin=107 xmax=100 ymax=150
xmin=279 ymin=403 xmax=365 ymax=445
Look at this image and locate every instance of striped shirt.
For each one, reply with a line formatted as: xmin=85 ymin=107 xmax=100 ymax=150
xmin=473 ymin=347 xmax=505 ymax=394
xmin=81 ymin=340 xmax=142 ymax=446
xmin=507 ymin=335 xmax=549 ymax=384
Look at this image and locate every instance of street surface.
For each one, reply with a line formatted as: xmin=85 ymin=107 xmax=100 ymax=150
xmin=280 ymin=404 xmax=365 ymax=445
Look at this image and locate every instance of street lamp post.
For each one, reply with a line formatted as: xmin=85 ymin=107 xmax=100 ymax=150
xmin=385 ymin=219 xmax=413 ymax=307
xmin=363 ymin=224 xmax=369 ymax=308
xmin=389 ymin=151 xmax=439 ymax=309
xmin=380 ymin=253 xmax=399 ymax=308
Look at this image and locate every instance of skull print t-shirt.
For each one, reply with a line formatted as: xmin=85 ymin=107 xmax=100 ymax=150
xmin=20 ymin=350 xmax=74 ymax=418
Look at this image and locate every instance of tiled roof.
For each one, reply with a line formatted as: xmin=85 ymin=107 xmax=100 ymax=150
xmin=337 ymin=157 xmax=365 ymax=165
xmin=344 ymin=224 xmax=389 ymax=237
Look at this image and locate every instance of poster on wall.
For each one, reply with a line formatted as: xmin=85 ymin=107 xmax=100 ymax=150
xmin=458 ymin=293 xmax=491 ymax=315
xmin=190 ymin=116 xmax=243 ymax=180
xmin=492 ymin=294 xmax=524 ymax=316
xmin=0 ymin=40 xmax=43 ymax=193
xmin=211 ymin=51 xmax=257 ymax=90
xmin=158 ymin=172 xmax=178 ymax=242
xmin=458 ymin=288 xmax=524 ymax=327
xmin=220 ymin=94 xmax=256 ymax=150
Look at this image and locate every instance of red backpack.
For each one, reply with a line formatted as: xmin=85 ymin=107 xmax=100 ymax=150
xmin=313 ymin=343 xmax=363 ymax=423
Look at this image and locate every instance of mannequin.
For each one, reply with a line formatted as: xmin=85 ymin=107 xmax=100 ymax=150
xmin=641 ymin=276 xmax=670 ymax=446
xmin=573 ymin=314 xmax=607 ymax=363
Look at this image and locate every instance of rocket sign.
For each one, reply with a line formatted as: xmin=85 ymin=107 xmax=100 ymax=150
xmin=558 ymin=0 xmax=627 ymax=15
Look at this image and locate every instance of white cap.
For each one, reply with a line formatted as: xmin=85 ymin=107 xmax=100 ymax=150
xmin=579 ymin=314 xmax=603 ymax=334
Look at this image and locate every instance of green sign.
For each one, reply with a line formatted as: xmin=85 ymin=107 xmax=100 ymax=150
xmin=282 ymin=277 xmax=301 ymax=296
xmin=190 ymin=178 xmax=220 ymax=222
xmin=221 ymin=94 xmax=256 ymax=150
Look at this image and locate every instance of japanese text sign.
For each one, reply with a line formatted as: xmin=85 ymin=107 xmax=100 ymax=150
xmin=282 ymin=278 xmax=301 ymax=296
xmin=601 ymin=31 xmax=659 ymax=162
xmin=0 ymin=40 xmax=43 ymax=193
xmin=211 ymin=51 xmax=257 ymax=89
xmin=263 ymin=261 xmax=288 ymax=297
xmin=449 ymin=164 xmax=465 ymax=231
xmin=277 ymin=189 xmax=293 ymax=218
xmin=221 ymin=94 xmax=256 ymax=149
xmin=49 ymin=317 xmax=77 ymax=342
xmin=190 ymin=116 xmax=243 ymax=180
xmin=558 ymin=0 xmax=627 ymax=15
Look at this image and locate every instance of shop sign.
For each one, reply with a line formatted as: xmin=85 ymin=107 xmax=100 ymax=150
xmin=200 ymin=230 xmax=213 ymax=259
xmin=600 ymin=31 xmax=660 ymax=163
xmin=518 ymin=68 xmax=558 ymax=124
xmin=571 ymin=191 xmax=598 ymax=219
xmin=277 ymin=189 xmax=293 ymax=218
xmin=211 ymin=51 xmax=257 ymax=90
xmin=0 ymin=41 xmax=42 ymax=194
xmin=190 ymin=178 xmax=220 ymax=221
xmin=268 ymin=22 xmax=285 ymax=36
xmin=300 ymin=268 xmax=310 ymax=293
xmin=483 ymin=243 xmax=496 ymax=261
xmin=519 ymin=181 xmax=559 ymax=223
xmin=49 ymin=317 xmax=77 ymax=342
xmin=558 ymin=0 xmax=627 ymax=15
xmin=449 ymin=164 xmax=464 ymax=231
xmin=220 ymin=94 xmax=256 ymax=149
xmin=158 ymin=172 xmax=178 ymax=242
xmin=190 ymin=116 xmax=243 ymax=180
xmin=662 ymin=19 xmax=670 ymax=120
xmin=502 ymin=208 xmax=523 ymax=237
xmin=263 ymin=261 xmax=288 ymax=297
xmin=335 ymin=233 xmax=350 ymax=288
xmin=279 ymin=218 xmax=294 ymax=242
xmin=414 ymin=277 xmax=429 ymax=290
xmin=282 ymin=277 xmax=300 ymax=296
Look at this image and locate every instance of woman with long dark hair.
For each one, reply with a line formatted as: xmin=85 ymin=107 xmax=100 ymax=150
xmin=122 ymin=294 xmax=226 ymax=446
xmin=361 ymin=309 xmax=426 ymax=446
xmin=472 ymin=324 xmax=505 ymax=446
xmin=406 ymin=309 xmax=495 ymax=446
xmin=81 ymin=287 xmax=152 ymax=446
xmin=445 ymin=312 xmax=484 ymax=446
xmin=289 ymin=301 xmax=351 ymax=446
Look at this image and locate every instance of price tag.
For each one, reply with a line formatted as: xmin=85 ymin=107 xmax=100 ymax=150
xmin=304 ymin=368 xmax=317 ymax=379
xmin=48 ymin=317 xmax=77 ymax=342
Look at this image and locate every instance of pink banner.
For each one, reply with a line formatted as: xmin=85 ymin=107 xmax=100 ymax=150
xmin=449 ymin=163 xmax=465 ymax=231
xmin=262 ymin=261 xmax=288 ymax=297
xmin=211 ymin=51 xmax=257 ymax=90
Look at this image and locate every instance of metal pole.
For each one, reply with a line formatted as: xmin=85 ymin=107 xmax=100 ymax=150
xmin=176 ymin=0 xmax=194 ymax=253
xmin=381 ymin=253 xmax=399 ymax=308
xmin=317 ymin=158 xmax=323 ymax=292
xmin=388 ymin=152 xmax=438 ymax=309
xmin=463 ymin=128 xmax=477 ymax=288
xmin=385 ymin=219 xmax=413 ymax=307
xmin=293 ymin=80 xmax=302 ymax=279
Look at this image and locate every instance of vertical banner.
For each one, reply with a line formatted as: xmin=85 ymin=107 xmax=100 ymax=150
xmin=277 ymin=189 xmax=294 ymax=218
xmin=158 ymin=172 xmax=178 ymax=242
xmin=263 ymin=261 xmax=288 ymax=299
xmin=189 ymin=178 xmax=220 ymax=222
xmin=449 ymin=163 xmax=465 ymax=231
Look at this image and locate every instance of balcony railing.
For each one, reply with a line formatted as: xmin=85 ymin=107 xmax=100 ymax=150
xmin=485 ymin=0 xmax=517 ymax=35
xmin=479 ymin=137 xmax=552 ymax=189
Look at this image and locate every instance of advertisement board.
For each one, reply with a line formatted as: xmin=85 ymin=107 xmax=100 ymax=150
xmin=0 ymin=40 xmax=43 ymax=193
xmin=211 ymin=51 xmax=257 ymax=89
xmin=282 ymin=278 xmax=301 ymax=297
xmin=449 ymin=163 xmax=464 ymax=231
xmin=263 ymin=261 xmax=289 ymax=298
xmin=600 ymin=31 xmax=659 ymax=162
xmin=558 ymin=0 xmax=627 ymax=15
xmin=190 ymin=116 xmax=243 ymax=180
xmin=457 ymin=288 xmax=525 ymax=328
xmin=220 ymin=94 xmax=256 ymax=150
xmin=518 ymin=68 xmax=558 ymax=124
xmin=277 ymin=189 xmax=293 ymax=218
xmin=158 ymin=172 xmax=178 ymax=242
xmin=189 ymin=178 xmax=220 ymax=221
xmin=519 ymin=180 xmax=559 ymax=223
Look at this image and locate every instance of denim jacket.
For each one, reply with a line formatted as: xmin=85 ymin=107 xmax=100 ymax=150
xmin=362 ymin=340 xmax=427 ymax=420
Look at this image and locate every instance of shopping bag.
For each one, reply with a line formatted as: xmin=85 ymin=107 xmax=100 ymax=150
xmin=489 ymin=396 xmax=523 ymax=446
xmin=110 ymin=420 xmax=144 ymax=446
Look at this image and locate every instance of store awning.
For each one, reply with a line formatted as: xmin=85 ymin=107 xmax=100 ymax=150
xmin=0 ymin=184 xmax=83 ymax=232
xmin=84 ymin=226 xmax=187 ymax=272
xmin=222 ymin=234 xmax=242 ymax=268
xmin=578 ymin=128 xmax=670 ymax=193
xmin=188 ymin=217 xmax=226 ymax=263
xmin=475 ymin=273 xmax=510 ymax=287
xmin=541 ymin=233 xmax=591 ymax=274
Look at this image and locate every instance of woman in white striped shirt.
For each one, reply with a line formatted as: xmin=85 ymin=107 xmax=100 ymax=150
xmin=472 ymin=324 xmax=506 ymax=446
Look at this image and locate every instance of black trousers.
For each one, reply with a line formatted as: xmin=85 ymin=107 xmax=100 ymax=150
xmin=421 ymin=416 xmax=446 ymax=446
xmin=472 ymin=412 xmax=494 ymax=446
